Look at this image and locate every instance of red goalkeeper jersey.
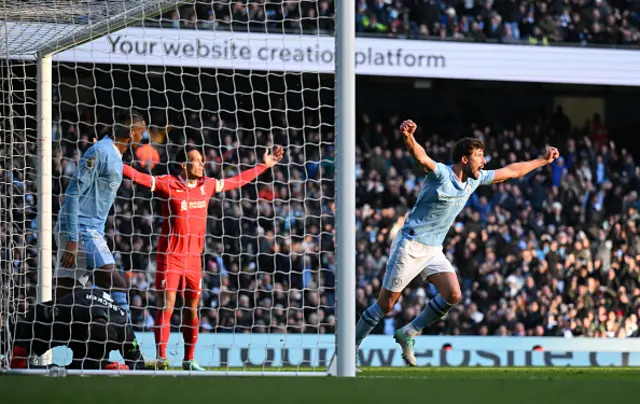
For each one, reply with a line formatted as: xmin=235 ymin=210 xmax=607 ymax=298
xmin=151 ymin=175 xmax=222 ymax=271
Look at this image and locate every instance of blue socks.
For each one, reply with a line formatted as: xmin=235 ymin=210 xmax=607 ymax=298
xmin=111 ymin=291 xmax=131 ymax=321
xmin=404 ymin=294 xmax=453 ymax=336
xmin=355 ymin=302 xmax=385 ymax=347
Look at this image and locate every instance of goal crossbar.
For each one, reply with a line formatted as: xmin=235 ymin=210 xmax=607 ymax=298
xmin=1 ymin=0 xmax=186 ymax=57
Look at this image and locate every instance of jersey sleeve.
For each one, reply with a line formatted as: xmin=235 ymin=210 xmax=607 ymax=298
xmin=152 ymin=175 xmax=174 ymax=195
xmin=123 ymin=165 xmax=173 ymax=195
xmin=122 ymin=164 xmax=153 ymax=188
xmin=217 ymin=164 xmax=268 ymax=193
xmin=60 ymin=147 xmax=100 ymax=242
xmin=430 ymin=162 xmax=449 ymax=182
xmin=479 ymin=169 xmax=496 ymax=186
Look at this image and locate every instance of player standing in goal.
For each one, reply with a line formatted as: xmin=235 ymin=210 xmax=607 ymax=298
xmin=123 ymin=145 xmax=284 ymax=371
xmin=355 ymin=120 xmax=559 ymax=366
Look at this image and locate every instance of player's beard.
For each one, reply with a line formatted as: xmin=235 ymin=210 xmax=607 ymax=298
xmin=472 ymin=168 xmax=481 ymax=180
xmin=464 ymin=165 xmax=479 ymax=180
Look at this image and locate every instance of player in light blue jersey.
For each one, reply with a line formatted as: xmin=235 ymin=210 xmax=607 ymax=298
xmin=355 ymin=120 xmax=559 ymax=367
xmin=55 ymin=112 xmax=147 ymax=320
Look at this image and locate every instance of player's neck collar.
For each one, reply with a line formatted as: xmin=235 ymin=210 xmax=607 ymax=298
xmin=178 ymin=175 xmax=198 ymax=188
xmin=105 ymin=136 xmax=123 ymax=159
xmin=449 ymin=165 xmax=468 ymax=189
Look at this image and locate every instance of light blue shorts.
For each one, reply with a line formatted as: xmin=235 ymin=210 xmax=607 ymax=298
xmin=55 ymin=228 xmax=115 ymax=286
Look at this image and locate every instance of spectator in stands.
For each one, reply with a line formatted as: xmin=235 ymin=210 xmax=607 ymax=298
xmin=147 ymin=0 xmax=640 ymax=47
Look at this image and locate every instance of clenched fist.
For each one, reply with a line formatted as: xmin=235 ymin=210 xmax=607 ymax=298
xmin=400 ymin=120 xmax=417 ymax=138
xmin=542 ymin=147 xmax=560 ymax=164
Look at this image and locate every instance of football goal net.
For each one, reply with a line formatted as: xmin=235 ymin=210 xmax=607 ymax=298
xmin=0 ymin=0 xmax=355 ymax=377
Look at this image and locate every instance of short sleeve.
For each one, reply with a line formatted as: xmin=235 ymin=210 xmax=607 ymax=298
xmin=430 ymin=162 xmax=448 ymax=182
xmin=479 ymin=170 xmax=496 ymax=186
xmin=152 ymin=175 xmax=173 ymax=195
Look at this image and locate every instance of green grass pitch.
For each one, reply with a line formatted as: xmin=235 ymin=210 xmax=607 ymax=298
xmin=2 ymin=367 xmax=639 ymax=404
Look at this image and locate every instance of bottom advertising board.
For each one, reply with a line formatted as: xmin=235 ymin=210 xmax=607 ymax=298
xmin=49 ymin=333 xmax=640 ymax=368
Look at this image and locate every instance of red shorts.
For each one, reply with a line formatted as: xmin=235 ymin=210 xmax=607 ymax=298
xmin=155 ymin=267 xmax=202 ymax=297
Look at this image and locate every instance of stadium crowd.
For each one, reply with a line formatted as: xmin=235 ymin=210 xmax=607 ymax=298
xmin=3 ymin=100 xmax=640 ymax=340
xmin=158 ymin=0 xmax=640 ymax=46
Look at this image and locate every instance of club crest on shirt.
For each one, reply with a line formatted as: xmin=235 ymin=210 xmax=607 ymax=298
xmin=200 ymin=185 xmax=206 ymax=195
xmin=465 ymin=183 xmax=472 ymax=193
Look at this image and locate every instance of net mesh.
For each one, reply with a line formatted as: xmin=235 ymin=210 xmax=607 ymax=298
xmin=1 ymin=58 xmax=38 ymax=366
xmin=1 ymin=0 xmax=180 ymax=56
xmin=1 ymin=1 xmax=338 ymax=371
xmin=2 ymin=0 xmax=153 ymax=22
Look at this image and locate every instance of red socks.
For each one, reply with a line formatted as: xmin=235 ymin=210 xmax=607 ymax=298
xmin=182 ymin=316 xmax=199 ymax=361
xmin=154 ymin=309 xmax=172 ymax=359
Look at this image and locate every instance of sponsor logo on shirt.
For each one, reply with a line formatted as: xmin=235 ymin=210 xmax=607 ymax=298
xmin=180 ymin=200 xmax=207 ymax=211
xmin=438 ymin=193 xmax=470 ymax=207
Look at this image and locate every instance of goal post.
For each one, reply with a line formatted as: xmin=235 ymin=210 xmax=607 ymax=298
xmin=334 ymin=0 xmax=356 ymax=378
xmin=1 ymin=0 xmax=356 ymax=377
xmin=2 ymin=0 xmax=190 ymax=369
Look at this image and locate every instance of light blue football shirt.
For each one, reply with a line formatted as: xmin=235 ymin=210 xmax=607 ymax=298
xmin=56 ymin=136 xmax=123 ymax=242
xmin=401 ymin=162 xmax=495 ymax=246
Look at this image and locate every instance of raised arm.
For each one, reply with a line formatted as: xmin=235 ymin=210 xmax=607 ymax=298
xmin=123 ymin=164 xmax=154 ymax=189
xmin=400 ymin=120 xmax=437 ymax=173
xmin=492 ymin=147 xmax=560 ymax=183
xmin=218 ymin=147 xmax=284 ymax=192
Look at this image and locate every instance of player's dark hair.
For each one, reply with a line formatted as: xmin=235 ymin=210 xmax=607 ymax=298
xmin=452 ymin=137 xmax=485 ymax=163
xmin=113 ymin=111 xmax=146 ymax=140
xmin=176 ymin=144 xmax=201 ymax=164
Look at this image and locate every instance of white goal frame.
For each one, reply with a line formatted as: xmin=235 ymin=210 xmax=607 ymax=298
xmin=1 ymin=0 xmax=356 ymax=378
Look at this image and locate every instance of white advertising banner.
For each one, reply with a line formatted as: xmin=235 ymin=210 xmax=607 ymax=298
xmin=41 ymin=26 xmax=640 ymax=86
xmin=50 ymin=333 xmax=640 ymax=368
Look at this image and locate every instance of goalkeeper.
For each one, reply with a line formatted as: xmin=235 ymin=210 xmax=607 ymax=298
xmin=8 ymin=289 xmax=145 ymax=371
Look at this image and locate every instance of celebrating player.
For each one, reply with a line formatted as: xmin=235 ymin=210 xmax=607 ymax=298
xmin=123 ymin=145 xmax=284 ymax=371
xmin=55 ymin=111 xmax=146 ymax=322
xmin=8 ymin=289 xmax=146 ymax=371
xmin=355 ymin=120 xmax=559 ymax=366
